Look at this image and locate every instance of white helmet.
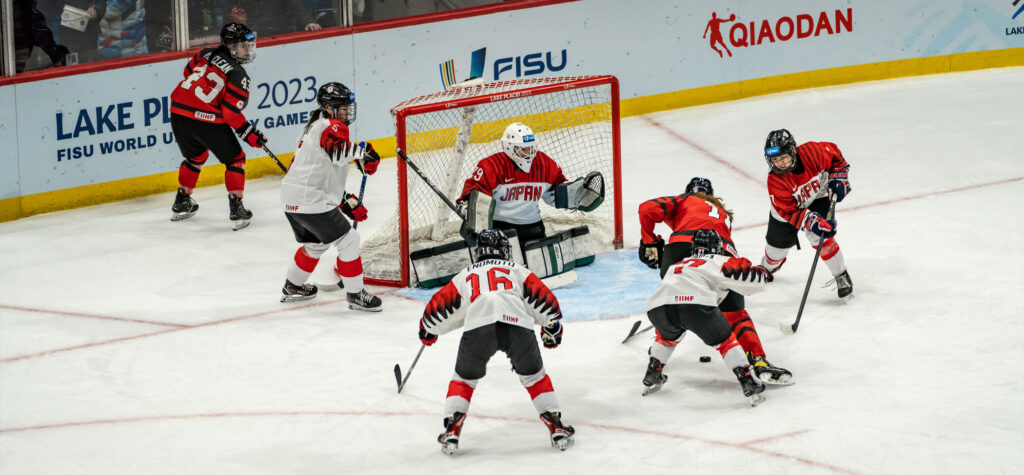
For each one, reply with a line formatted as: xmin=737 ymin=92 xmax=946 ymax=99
xmin=501 ymin=122 xmax=538 ymax=173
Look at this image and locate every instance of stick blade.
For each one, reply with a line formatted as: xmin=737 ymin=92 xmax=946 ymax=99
xmin=542 ymin=270 xmax=577 ymax=290
xmin=779 ymin=321 xmax=797 ymax=335
xmin=621 ymin=320 xmax=642 ymax=344
xmin=393 ymin=364 xmax=403 ymax=393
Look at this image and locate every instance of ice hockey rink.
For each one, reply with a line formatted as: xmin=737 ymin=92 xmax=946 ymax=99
xmin=1 ymin=67 xmax=1021 ymax=474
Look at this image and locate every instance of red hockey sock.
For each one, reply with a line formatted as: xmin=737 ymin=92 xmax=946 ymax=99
xmin=225 ymin=157 xmax=246 ymax=195
xmin=446 ymin=379 xmax=475 ymax=402
xmin=722 ymin=310 xmax=765 ymax=359
xmin=715 ymin=335 xmax=741 ymax=357
xmin=177 ymin=151 xmax=208 ymax=190
xmin=654 ymin=330 xmax=681 ymax=347
xmin=294 ymin=247 xmax=320 ymax=273
xmin=815 ymin=237 xmax=840 ymax=261
xmin=335 ymin=257 xmax=363 ymax=278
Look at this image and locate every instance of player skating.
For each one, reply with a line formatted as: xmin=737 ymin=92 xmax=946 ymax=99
xmin=169 ymin=22 xmax=265 ymax=230
xmin=418 ymin=229 xmax=575 ymax=454
xmin=638 ymin=177 xmax=792 ymax=385
xmin=760 ymin=129 xmax=853 ymax=299
xmin=278 ymin=82 xmax=382 ymax=311
xmin=642 ymin=229 xmax=774 ymax=406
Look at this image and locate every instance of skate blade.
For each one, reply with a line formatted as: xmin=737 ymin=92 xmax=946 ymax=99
xmin=440 ymin=439 xmax=458 ymax=455
xmin=747 ymin=393 xmax=766 ymax=407
xmin=642 ymin=382 xmax=665 ymax=396
xmin=231 ymin=219 xmax=250 ymax=231
xmin=839 ymin=293 xmax=854 ymax=303
xmin=759 ymin=374 xmax=795 ymax=386
xmin=170 ymin=211 xmax=196 ymax=221
xmin=551 ymin=435 xmax=574 ymax=451
xmin=348 ymin=303 xmax=383 ymax=312
xmin=280 ymin=294 xmax=316 ymax=303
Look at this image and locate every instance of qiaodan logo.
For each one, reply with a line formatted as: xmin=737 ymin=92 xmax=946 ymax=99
xmin=703 ymin=8 xmax=853 ymax=58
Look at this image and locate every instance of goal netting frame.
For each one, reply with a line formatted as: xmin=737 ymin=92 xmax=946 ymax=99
xmin=362 ymin=75 xmax=622 ymax=287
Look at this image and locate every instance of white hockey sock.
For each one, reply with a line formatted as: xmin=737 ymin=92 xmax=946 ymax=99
xmin=649 ymin=334 xmax=680 ymax=363
xmin=815 ymin=237 xmax=847 ymax=276
xmin=444 ymin=375 xmax=477 ymax=418
xmin=333 ymin=230 xmax=364 ymax=293
xmin=722 ymin=345 xmax=749 ymax=369
xmin=520 ymin=369 xmax=560 ymax=414
xmin=762 ymin=244 xmax=789 ymax=271
xmin=285 ymin=244 xmax=327 ymax=284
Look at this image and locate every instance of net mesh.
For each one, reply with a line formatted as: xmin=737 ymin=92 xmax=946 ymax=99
xmin=362 ymin=76 xmax=618 ymax=285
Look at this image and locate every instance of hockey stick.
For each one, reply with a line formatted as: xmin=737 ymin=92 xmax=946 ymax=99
xmin=622 ymin=321 xmax=655 ymax=344
xmin=263 ymin=144 xmax=289 ymax=172
xmin=352 ymin=173 xmax=368 ymax=230
xmin=396 ymin=148 xmax=466 ymax=220
xmin=780 ymin=193 xmax=838 ymax=335
xmin=395 ymin=344 xmax=426 ymax=394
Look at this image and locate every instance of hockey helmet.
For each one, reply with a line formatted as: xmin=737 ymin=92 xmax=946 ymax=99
xmin=685 ymin=177 xmax=714 ymax=195
xmin=691 ymin=229 xmax=723 ymax=257
xmin=317 ymin=82 xmax=357 ymax=125
xmin=475 ymin=229 xmax=512 ymax=261
xmin=220 ymin=22 xmax=256 ymax=64
xmin=501 ymin=123 xmax=538 ymax=173
xmin=764 ymin=129 xmax=798 ymax=174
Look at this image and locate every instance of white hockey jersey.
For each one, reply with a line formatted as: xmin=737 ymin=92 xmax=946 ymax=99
xmin=280 ymin=117 xmax=365 ymax=214
xmin=648 ymin=254 xmax=770 ymax=310
xmin=420 ymin=259 xmax=562 ymax=335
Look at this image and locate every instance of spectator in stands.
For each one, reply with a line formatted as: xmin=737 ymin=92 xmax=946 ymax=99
xmin=13 ymin=0 xmax=70 ymax=73
xmin=59 ymin=1 xmax=104 ymax=64
xmin=97 ymin=0 xmax=149 ymax=59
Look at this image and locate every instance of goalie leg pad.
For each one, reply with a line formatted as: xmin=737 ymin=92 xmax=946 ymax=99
xmin=553 ymin=171 xmax=605 ymax=212
xmin=460 ymin=189 xmax=495 ymax=241
xmin=523 ymin=226 xmax=595 ymax=279
xmin=411 ymin=239 xmax=474 ymax=288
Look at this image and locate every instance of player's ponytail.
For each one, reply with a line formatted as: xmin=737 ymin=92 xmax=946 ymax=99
xmin=695 ymin=192 xmax=735 ymax=224
xmin=303 ymin=109 xmax=323 ymax=136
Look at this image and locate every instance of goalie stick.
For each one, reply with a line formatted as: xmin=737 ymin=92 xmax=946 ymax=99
xmin=263 ymin=144 xmax=289 ymax=173
xmin=395 ymin=344 xmax=426 ymax=394
xmin=779 ymin=193 xmax=838 ymax=335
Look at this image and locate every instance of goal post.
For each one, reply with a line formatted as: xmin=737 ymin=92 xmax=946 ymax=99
xmin=363 ymin=75 xmax=623 ymax=287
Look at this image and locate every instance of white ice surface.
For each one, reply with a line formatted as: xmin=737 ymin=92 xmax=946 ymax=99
xmin=1 ymin=67 xmax=1022 ymax=474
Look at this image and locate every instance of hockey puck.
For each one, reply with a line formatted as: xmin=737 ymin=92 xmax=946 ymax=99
xmin=699 ymin=356 xmax=712 ymax=363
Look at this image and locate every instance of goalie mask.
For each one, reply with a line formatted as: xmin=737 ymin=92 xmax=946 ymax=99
xmin=220 ymin=22 xmax=256 ymax=64
xmin=685 ymin=177 xmax=713 ymax=195
xmin=501 ymin=123 xmax=538 ymax=173
xmin=691 ymin=229 xmax=723 ymax=257
xmin=475 ymin=229 xmax=512 ymax=261
xmin=317 ymin=82 xmax=357 ymax=125
xmin=764 ymin=129 xmax=798 ymax=174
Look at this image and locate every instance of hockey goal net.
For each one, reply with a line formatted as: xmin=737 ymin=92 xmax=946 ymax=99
xmin=362 ymin=75 xmax=622 ymax=287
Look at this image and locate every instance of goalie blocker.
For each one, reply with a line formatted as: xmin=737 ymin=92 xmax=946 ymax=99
xmin=411 ymin=226 xmax=596 ymax=288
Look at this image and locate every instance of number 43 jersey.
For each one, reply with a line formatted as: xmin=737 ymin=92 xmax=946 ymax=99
xmin=170 ymin=46 xmax=251 ymax=130
xmin=420 ymin=259 xmax=563 ymax=336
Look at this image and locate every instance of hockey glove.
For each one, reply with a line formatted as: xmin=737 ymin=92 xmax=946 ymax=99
xmin=541 ymin=321 xmax=563 ymax=349
xmin=638 ymin=236 xmax=664 ymax=269
xmin=341 ymin=193 xmax=367 ymax=222
xmin=828 ymin=168 xmax=851 ymax=203
xmin=355 ymin=143 xmax=380 ymax=176
xmin=721 ymin=257 xmax=753 ymax=280
xmin=419 ymin=321 xmax=437 ymax=346
xmin=236 ymin=123 xmax=267 ymax=148
xmin=802 ymin=211 xmax=837 ymax=239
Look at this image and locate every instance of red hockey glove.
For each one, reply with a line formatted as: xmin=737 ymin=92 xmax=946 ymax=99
xmin=721 ymin=257 xmax=753 ymax=280
xmin=828 ymin=167 xmax=851 ymax=203
xmin=541 ymin=321 xmax=563 ymax=349
xmin=638 ymin=236 xmax=664 ymax=269
xmin=419 ymin=321 xmax=437 ymax=346
xmin=235 ymin=123 xmax=267 ymax=148
xmin=802 ymin=212 xmax=837 ymax=239
xmin=340 ymin=193 xmax=367 ymax=222
xmin=355 ymin=142 xmax=380 ymax=175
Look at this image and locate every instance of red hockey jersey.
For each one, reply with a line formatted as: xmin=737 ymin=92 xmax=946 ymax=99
xmin=170 ymin=46 xmax=251 ymax=130
xmin=458 ymin=151 xmax=568 ymax=225
xmin=639 ymin=194 xmax=735 ymax=253
xmin=767 ymin=141 xmax=849 ymax=227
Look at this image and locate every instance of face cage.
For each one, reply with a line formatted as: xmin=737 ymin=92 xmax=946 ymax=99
xmin=228 ymin=40 xmax=257 ymax=64
xmin=765 ymin=152 xmax=795 ymax=174
xmin=476 ymin=245 xmax=510 ymax=261
xmin=322 ymin=102 xmax=357 ymax=125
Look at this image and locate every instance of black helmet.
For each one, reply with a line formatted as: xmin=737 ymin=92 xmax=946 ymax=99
xmin=685 ymin=177 xmax=713 ymax=195
xmin=691 ymin=229 xmax=723 ymax=257
xmin=220 ymin=22 xmax=256 ymax=64
xmin=764 ymin=129 xmax=798 ymax=174
xmin=317 ymin=82 xmax=357 ymax=125
xmin=475 ymin=229 xmax=512 ymax=261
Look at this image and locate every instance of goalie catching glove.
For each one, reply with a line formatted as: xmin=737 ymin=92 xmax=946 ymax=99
xmin=341 ymin=193 xmax=367 ymax=222
xmin=541 ymin=321 xmax=563 ymax=349
xmin=638 ymin=236 xmax=664 ymax=269
xmin=554 ymin=171 xmax=605 ymax=212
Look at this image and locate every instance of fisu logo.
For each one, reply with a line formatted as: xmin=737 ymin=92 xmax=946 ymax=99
xmin=438 ymin=46 xmax=568 ymax=88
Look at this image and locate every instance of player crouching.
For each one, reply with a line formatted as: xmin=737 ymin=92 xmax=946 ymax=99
xmin=643 ymin=229 xmax=774 ymax=406
xmin=418 ymin=230 xmax=575 ymax=453
xmin=278 ymin=82 xmax=382 ymax=311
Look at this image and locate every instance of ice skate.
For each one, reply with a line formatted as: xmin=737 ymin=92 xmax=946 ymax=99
xmin=280 ymin=280 xmax=318 ymax=303
xmin=733 ymin=365 xmax=766 ymax=406
xmin=437 ymin=412 xmax=466 ymax=455
xmin=834 ymin=270 xmax=853 ymax=301
xmin=750 ymin=355 xmax=794 ymax=386
xmin=228 ymin=194 xmax=252 ymax=231
xmin=170 ymin=188 xmax=198 ymax=221
xmin=347 ymin=289 xmax=382 ymax=312
xmin=642 ymin=357 xmax=667 ymax=396
xmin=539 ymin=411 xmax=575 ymax=451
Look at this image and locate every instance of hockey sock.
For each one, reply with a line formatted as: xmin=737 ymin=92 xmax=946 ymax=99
xmin=716 ymin=336 xmax=748 ymax=369
xmin=649 ymin=330 xmax=681 ymax=363
xmin=761 ymin=244 xmax=789 ymax=272
xmin=813 ymin=237 xmax=847 ymax=276
xmin=225 ymin=157 xmax=246 ymax=196
xmin=177 ymin=151 xmax=209 ymax=191
xmin=722 ymin=310 xmax=765 ymax=359
xmin=333 ymin=230 xmax=364 ymax=292
xmin=520 ymin=369 xmax=559 ymax=414
xmin=444 ymin=375 xmax=477 ymax=417
xmin=285 ymin=246 xmax=323 ymax=285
